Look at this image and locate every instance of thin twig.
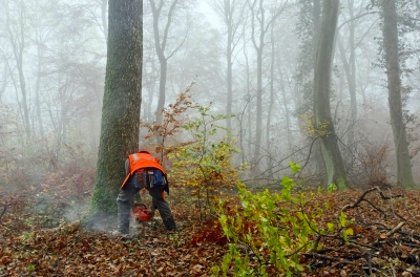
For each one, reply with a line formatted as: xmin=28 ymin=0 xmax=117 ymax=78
xmin=348 ymin=241 xmax=380 ymax=252
xmin=341 ymin=186 xmax=404 ymax=212
xmin=384 ymin=222 xmax=405 ymax=238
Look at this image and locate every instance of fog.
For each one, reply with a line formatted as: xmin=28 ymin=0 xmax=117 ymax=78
xmin=0 ymin=0 xmax=419 ymax=197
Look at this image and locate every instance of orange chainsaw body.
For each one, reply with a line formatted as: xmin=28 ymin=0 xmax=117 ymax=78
xmin=132 ymin=203 xmax=152 ymax=222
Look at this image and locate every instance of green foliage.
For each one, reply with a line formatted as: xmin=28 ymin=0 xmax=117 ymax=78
xmin=167 ymin=104 xmax=239 ymax=214
xmin=289 ymin=161 xmax=301 ymax=175
xmin=26 ymin=264 xmax=36 ymax=272
xmin=327 ymin=183 xmax=337 ymax=193
xmin=141 ymin=89 xmax=240 ymax=216
xmin=213 ymin=164 xmax=353 ymax=276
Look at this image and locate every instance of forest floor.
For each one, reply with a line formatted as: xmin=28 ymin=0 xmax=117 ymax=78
xmin=0 ymin=186 xmax=419 ymax=276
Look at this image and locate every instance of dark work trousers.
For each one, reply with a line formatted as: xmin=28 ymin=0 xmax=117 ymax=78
xmin=117 ymin=176 xmax=176 ymax=234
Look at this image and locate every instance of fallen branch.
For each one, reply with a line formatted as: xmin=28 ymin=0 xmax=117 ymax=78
xmin=384 ymin=221 xmax=405 ymax=238
xmin=341 ymin=186 xmax=404 ymax=213
xmin=397 ymin=230 xmax=420 ymax=242
xmin=348 ymin=241 xmax=380 ymax=252
xmin=361 ymin=198 xmax=387 ymax=215
xmin=341 ymin=187 xmax=377 ymax=212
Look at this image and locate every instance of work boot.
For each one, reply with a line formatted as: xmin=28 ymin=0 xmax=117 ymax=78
xmin=163 ymin=217 xmax=176 ymax=231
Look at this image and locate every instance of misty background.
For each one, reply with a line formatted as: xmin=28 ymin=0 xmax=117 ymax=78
xmin=0 ymin=0 xmax=419 ymax=196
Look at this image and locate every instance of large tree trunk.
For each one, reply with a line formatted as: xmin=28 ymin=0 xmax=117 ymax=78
xmin=295 ymin=0 xmax=323 ymax=176
xmin=381 ymin=0 xmax=416 ymax=187
xmin=90 ymin=0 xmax=143 ymax=215
xmin=313 ymin=0 xmax=347 ymax=189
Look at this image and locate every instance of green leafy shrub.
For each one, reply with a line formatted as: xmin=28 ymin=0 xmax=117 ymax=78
xmin=167 ymin=105 xmax=239 ymax=216
xmin=141 ymin=88 xmax=239 ymax=218
xmin=212 ymin=162 xmax=352 ymax=276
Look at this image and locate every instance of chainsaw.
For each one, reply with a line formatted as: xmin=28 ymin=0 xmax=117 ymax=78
xmin=131 ymin=203 xmax=153 ymax=222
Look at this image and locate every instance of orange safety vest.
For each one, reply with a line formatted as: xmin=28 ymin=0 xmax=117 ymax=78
xmin=120 ymin=151 xmax=166 ymax=189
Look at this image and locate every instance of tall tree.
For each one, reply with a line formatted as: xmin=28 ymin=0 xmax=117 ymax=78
xmin=337 ymin=0 xmax=377 ymax=148
xmin=380 ymin=0 xmax=416 ymax=187
xmin=90 ymin=0 xmax=143 ymax=215
xmin=337 ymin=0 xmax=357 ymax=148
xmin=4 ymin=0 xmax=31 ymax=139
xmin=212 ymin=0 xmax=244 ymax=132
xmin=295 ymin=0 xmax=323 ymax=176
xmin=295 ymin=0 xmax=321 ymax=114
xmin=149 ymin=0 xmax=186 ymax=124
xmin=31 ymin=0 xmax=63 ymax=142
xmin=265 ymin=22 xmax=276 ymax=177
xmin=313 ymin=0 xmax=348 ymax=189
xmin=247 ymin=0 xmax=285 ymax=171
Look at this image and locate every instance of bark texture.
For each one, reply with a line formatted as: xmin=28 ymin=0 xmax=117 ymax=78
xmin=313 ymin=0 xmax=347 ymax=189
xmin=381 ymin=0 xmax=416 ymax=187
xmin=90 ymin=0 xmax=143 ymax=215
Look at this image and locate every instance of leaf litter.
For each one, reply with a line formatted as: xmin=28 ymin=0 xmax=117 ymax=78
xmin=0 ymin=187 xmax=419 ymax=276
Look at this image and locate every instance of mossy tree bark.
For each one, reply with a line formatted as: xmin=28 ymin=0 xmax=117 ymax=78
xmin=90 ymin=0 xmax=143 ymax=215
xmin=381 ymin=0 xmax=416 ymax=188
xmin=313 ymin=0 xmax=348 ymax=189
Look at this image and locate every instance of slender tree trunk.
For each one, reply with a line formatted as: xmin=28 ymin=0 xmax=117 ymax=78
xmin=0 ymin=63 xmax=7 ymax=100
xmin=242 ymin=30 xmax=253 ymax=161
xmin=337 ymin=0 xmax=357 ymax=147
xmin=5 ymin=0 xmax=31 ymax=139
xmin=381 ymin=0 xmax=416 ymax=187
xmin=337 ymin=35 xmax=357 ymax=146
xmin=348 ymin=15 xmax=357 ymax=139
xmin=214 ymin=0 xmax=244 ymax=132
xmin=90 ymin=0 xmax=143 ymax=215
xmin=226 ymin=29 xmax=233 ymax=132
xmin=35 ymin=43 xmax=45 ymax=139
xmin=156 ymin=57 xmax=167 ymax=123
xmin=313 ymin=0 xmax=347 ymax=189
xmin=250 ymin=0 xmax=267 ymax=172
xmin=279 ymin=68 xmax=291 ymax=150
xmin=17 ymin=57 xmax=30 ymax=138
xmin=150 ymin=0 xmax=180 ymax=124
xmin=249 ymin=0 xmax=285 ymax=172
xmin=254 ymin=45 xmax=263 ymax=169
xmin=266 ymin=24 xmax=275 ymax=178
